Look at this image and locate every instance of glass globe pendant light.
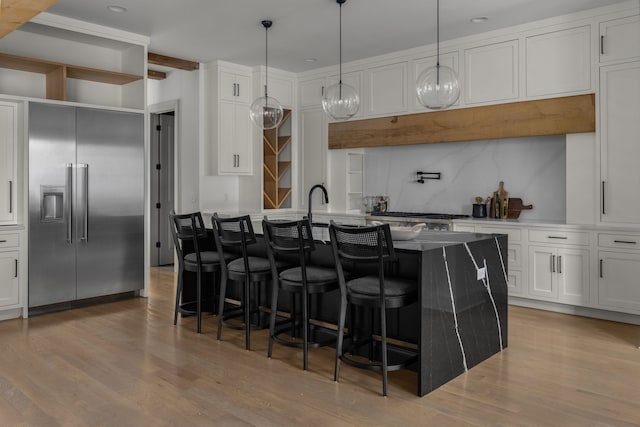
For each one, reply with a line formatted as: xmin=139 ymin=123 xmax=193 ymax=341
xmin=250 ymin=20 xmax=284 ymax=130
xmin=322 ymin=0 xmax=360 ymax=121
xmin=416 ymin=0 xmax=460 ymax=110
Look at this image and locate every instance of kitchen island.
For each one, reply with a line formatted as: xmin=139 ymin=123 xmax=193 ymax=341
xmin=185 ymin=228 xmax=508 ymax=397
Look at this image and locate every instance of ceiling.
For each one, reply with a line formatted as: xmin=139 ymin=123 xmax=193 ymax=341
xmin=43 ymin=0 xmax=630 ymax=73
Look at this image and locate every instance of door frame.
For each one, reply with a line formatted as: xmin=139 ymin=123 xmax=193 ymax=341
xmin=148 ymin=100 xmax=180 ymax=274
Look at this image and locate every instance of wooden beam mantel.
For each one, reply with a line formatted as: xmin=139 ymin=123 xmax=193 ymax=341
xmin=328 ymin=94 xmax=595 ymax=150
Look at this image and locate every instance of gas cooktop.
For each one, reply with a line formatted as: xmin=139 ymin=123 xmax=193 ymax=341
xmin=370 ymin=212 xmax=470 ymax=220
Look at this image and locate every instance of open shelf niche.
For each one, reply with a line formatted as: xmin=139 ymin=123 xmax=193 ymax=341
xmin=263 ymin=109 xmax=292 ymax=209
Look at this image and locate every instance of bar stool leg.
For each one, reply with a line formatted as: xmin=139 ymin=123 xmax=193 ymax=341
xmin=267 ymin=278 xmax=280 ymax=358
xmin=196 ymin=269 xmax=202 ymax=334
xmin=380 ymin=306 xmax=388 ymax=397
xmin=217 ymin=270 xmax=228 ymax=341
xmin=302 ymin=290 xmax=309 ymax=371
xmin=244 ymin=276 xmax=251 ymax=350
xmin=173 ymin=269 xmax=183 ymax=325
xmin=334 ymin=294 xmax=348 ymax=382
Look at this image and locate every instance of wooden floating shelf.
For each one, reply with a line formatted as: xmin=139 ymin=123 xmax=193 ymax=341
xmin=0 ymin=52 xmax=144 ymax=101
xmin=328 ymin=94 xmax=596 ymax=149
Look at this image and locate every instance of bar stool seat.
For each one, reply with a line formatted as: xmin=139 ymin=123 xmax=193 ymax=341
xmin=330 ymin=221 xmax=419 ymax=397
xmin=213 ymin=213 xmax=285 ymax=350
xmin=170 ymin=211 xmax=222 ymax=334
xmin=263 ymin=217 xmax=340 ymax=371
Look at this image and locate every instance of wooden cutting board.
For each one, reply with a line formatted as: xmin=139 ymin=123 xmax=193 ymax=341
xmin=507 ymin=198 xmax=533 ymax=219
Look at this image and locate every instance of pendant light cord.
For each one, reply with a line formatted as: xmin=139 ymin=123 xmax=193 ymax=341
xmin=338 ymin=0 xmax=343 ymax=98
xmin=436 ymin=0 xmax=441 ymax=84
xmin=264 ymin=22 xmax=269 ymax=99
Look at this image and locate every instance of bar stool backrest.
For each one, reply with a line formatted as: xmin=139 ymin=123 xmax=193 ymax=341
xmin=329 ymin=222 xmax=396 ymax=263
xmin=170 ymin=211 xmax=208 ymax=265
xmin=262 ymin=218 xmax=315 ymax=273
xmin=211 ymin=213 xmax=256 ymax=272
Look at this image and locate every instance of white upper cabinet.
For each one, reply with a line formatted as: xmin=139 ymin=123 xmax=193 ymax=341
xmin=265 ymin=75 xmax=294 ymax=108
xmin=464 ymin=40 xmax=519 ymax=105
xmin=219 ymin=70 xmax=252 ymax=104
xmin=600 ymin=61 xmax=640 ymax=224
xmin=365 ymin=61 xmax=408 ymax=116
xmin=327 ymin=70 xmax=364 ymax=120
xmin=206 ymin=62 xmax=254 ymax=176
xmin=410 ymin=51 xmax=459 ymax=112
xmin=599 ymin=15 xmax=640 ymax=63
xmin=525 ymin=26 xmax=591 ymax=97
xmin=0 ymin=102 xmax=17 ymax=225
xmin=299 ymin=77 xmax=326 ymax=109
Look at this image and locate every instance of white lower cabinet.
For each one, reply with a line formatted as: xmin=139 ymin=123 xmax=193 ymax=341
xmin=0 ymin=230 xmax=21 ymax=310
xmin=0 ymin=251 xmax=19 ymax=307
xmin=598 ymin=232 xmax=640 ymax=313
xmin=528 ymin=245 xmax=589 ymax=305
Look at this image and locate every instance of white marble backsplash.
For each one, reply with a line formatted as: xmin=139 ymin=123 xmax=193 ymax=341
xmin=364 ymin=135 xmax=566 ymax=221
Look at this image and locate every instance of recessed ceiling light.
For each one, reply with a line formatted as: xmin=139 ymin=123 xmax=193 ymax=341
xmin=304 ymin=58 xmax=317 ymax=63
xmin=470 ymin=16 xmax=488 ymax=23
xmin=107 ymin=5 xmax=128 ymax=13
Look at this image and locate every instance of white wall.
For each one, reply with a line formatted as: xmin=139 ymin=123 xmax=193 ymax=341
xmin=147 ymin=69 xmax=240 ymax=215
xmin=364 ymin=135 xmax=566 ymax=221
xmin=148 ymin=70 xmax=199 ymax=213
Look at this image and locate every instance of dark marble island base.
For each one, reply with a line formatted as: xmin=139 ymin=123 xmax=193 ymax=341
xmin=394 ymin=232 xmax=508 ymax=395
xmin=182 ymin=229 xmax=508 ymax=397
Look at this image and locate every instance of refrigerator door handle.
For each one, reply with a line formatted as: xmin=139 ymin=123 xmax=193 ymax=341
xmin=66 ymin=163 xmax=73 ymax=243
xmin=80 ymin=164 xmax=89 ymax=242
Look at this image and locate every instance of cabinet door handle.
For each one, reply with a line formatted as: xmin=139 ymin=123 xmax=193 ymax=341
xmin=321 ymin=86 xmax=325 ymax=96
xmin=599 ymin=259 xmax=603 ymax=278
xmin=614 ymin=240 xmax=637 ymax=245
xmin=236 ymin=154 xmax=239 ymax=168
xmin=600 ymin=35 xmax=605 ymax=55
xmin=0 ymin=240 xmax=6 ymax=243
xmin=8 ymin=180 xmax=12 ymax=214
xmin=550 ymin=255 xmax=555 ymax=272
xmin=602 ymin=181 xmax=606 ymax=215
xmin=14 ymin=259 xmax=18 ymax=278
xmin=558 ymin=256 xmax=562 ymax=274
xmin=236 ymin=83 xmax=240 ymax=97
xmin=547 ymin=236 xmax=567 ymax=240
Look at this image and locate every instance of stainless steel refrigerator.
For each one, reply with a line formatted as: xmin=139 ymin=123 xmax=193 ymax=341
xmin=28 ymin=102 xmax=144 ymax=309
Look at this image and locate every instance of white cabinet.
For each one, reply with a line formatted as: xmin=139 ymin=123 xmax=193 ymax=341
xmin=299 ymin=77 xmax=325 ymax=109
xmin=529 ymin=245 xmax=589 ymax=305
xmin=0 ymin=231 xmax=21 ymax=310
xmin=219 ymin=102 xmax=251 ymax=174
xmin=525 ymin=26 xmax=591 ymax=97
xmin=257 ymin=69 xmax=294 ymax=108
xmin=206 ymin=62 xmax=254 ymax=176
xmin=327 ymin=149 xmax=364 ymax=213
xmin=599 ymin=15 xmax=640 ymax=63
xmin=599 ymin=61 xmax=640 ymax=223
xmin=0 ymin=101 xmax=17 ymax=224
xmin=300 ymin=108 xmax=327 ymax=210
xmin=477 ymin=225 xmax=524 ymax=296
xmin=410 ymin=51 xmax=459 ymax=111
xmin=598 ymin=251 xmax=640 ymax=312
xmin=365 ymin=61 xmax=407 ymax=116
xmin=597 ymin=232 xmax=640 ymax=313
xmin=464 ymin=39 xmax=519 ymax=105
xmin=219 ymin=70 xmax=251 ymax=104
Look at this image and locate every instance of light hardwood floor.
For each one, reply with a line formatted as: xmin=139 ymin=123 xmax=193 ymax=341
xmin=0 ymin=267 xmax=639 ymax=426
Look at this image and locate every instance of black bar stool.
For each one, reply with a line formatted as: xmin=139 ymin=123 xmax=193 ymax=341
xmin=329 ymin=221 xmax=418 ymax=396
xmin=169 ymin=211 xmax=227 ymax=334
xmin=262 ymin=218 xmax=340 ymax=371
xmin=212 ymin=213 xmax=282 ymax=350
